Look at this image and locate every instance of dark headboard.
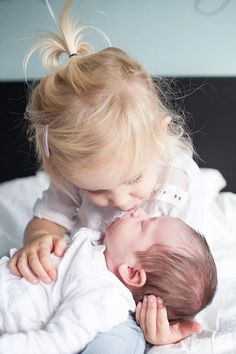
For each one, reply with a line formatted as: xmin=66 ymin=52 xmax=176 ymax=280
xmin=1 ymin=79 xmax=236 ymax=192
xmin=174 ymin=78 xmax=236 ymax=193
xmin=0 ymin=82 xmax=38 ymax=182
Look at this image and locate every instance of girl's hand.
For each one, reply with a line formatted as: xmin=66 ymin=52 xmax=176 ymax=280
xmin=8 ymin=234 xmax=67 ymax=284
xmin=135 ymin=295 xmax=203 ymax=345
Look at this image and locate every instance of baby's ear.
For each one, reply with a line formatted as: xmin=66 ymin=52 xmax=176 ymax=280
xmin=118 ymin=264 xmax=146 ymax=288
xmin=161 ymin=115 xmax=171 ymax=133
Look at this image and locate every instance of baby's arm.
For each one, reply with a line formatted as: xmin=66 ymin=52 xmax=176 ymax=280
xmin=136 ymin=296 xmax=203 ymax=345
xmin=8 ymin=217 xmax=67 ymax=284
xmin=0 ymin=299 xmax=85 ymax=354
xmin=0 ymin=290 xmax=129 ymax=354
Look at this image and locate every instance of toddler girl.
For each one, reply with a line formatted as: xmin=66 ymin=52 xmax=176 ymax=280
xmin=9 ymin=0 xmax=208 ymax=352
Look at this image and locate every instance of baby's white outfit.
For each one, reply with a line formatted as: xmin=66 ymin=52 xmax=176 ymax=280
xmin=34 ymin=150 xmax=208 ymax=235
xmin=0 ymin=228 xmax=135 ymax=354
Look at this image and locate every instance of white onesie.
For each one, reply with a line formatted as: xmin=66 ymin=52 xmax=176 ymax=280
xmin=0 ymin=228 xmax=135 ymax=354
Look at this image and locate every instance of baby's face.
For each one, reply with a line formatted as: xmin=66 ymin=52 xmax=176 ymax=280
xmin=103 ymin=208 xmax=188 ymax=266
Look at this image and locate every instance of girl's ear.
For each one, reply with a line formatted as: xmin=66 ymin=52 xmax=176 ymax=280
xmin=161 ymin=116 xmax=171 ymax=133
xmin=118 ymin=264 xmax=146 ymax=288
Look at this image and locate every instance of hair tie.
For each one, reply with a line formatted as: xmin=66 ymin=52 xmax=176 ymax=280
xmin=43 ymin=124 xmax=50 ymax=158
xmin=69 ymin=53 xmax=77 ymax=58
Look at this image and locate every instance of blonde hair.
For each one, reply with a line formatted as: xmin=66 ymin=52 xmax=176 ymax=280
xmin=132 ymin=224 xmax=217 ymax=321
xmin=25 ymin=0 xmax=193 ymax=186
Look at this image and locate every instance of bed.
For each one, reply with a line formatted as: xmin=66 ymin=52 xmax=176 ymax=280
xmin=0 ymin=78 xmax=236 ymax=353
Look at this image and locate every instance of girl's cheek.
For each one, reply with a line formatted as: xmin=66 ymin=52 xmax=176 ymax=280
xmin=132 ymin=184 xmax=153 ymax=199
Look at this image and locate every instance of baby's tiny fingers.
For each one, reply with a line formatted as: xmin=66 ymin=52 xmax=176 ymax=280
xmin=156 ymin=297 xmax=169 ymax=337
xmin=139 ymin=296 xmax=148 ymax=333
xmin=135 ymin=301 xmax=142 ymax=325
xmin=144 ymin=295 xmax=158 ymax=343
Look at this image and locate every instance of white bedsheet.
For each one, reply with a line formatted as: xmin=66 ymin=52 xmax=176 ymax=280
xmin=0 ymin=169 xmax=236 ymax=353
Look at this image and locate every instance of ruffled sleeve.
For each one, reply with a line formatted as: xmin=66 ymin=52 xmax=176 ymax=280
xmin=33 ymin=181 xmax=81 ymax=232
xmin=147 ymin=152 xmax=208 ymax=234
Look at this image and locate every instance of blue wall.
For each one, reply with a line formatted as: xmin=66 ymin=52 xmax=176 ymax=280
xmin=0 ymin=0 xmax=236 ymax=80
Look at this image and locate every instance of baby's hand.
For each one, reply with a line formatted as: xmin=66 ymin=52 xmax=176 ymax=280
xmin=8 ymin=234 xmax=67 ymax=284
xmin=135 ymin=295 xmax=203 ymax=345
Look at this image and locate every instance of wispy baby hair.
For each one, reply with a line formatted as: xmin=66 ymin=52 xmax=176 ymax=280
xmin=132 ymin=224 xmax=217 ymax=321
xmin=25 ymin=0 xmax=193 ymax=187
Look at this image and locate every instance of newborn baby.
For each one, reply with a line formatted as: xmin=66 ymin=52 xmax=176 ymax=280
xmin=0 ymin=208 xmax=217 ymax=354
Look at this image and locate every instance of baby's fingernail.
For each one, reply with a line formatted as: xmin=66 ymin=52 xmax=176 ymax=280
xmin=144 ymin=295 xmax=148 ymax=302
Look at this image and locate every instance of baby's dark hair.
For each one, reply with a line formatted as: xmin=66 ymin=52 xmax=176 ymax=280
xmin=131 ymin=224 xmax=217 ymax=321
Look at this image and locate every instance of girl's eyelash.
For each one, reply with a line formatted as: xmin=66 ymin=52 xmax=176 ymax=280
xmin=127 ymin=174 xmax=142 ymax=185
xmin=83 ymin=174 xmax=142 ymax=194
xmin=87 ymin=190 xmax=104 ymax=195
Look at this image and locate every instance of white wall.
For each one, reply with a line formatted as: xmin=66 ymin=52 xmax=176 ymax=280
xmin=0 ymin=0 xmax=236 ymax=80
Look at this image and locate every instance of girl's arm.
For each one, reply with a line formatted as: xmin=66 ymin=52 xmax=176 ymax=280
xmin=8 ymin=217 xmax=67 ymax=284
xmin=24 ymin=216 xmax=66 ymax=243
xmin=9 ymin=181 xmax=79 ymax=284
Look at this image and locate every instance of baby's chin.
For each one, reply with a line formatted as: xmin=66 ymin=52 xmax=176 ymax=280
xmin=102 ymin=228 xmax=121 ymax=256
xmin=100 ymin=232 xmax=105 ymax=244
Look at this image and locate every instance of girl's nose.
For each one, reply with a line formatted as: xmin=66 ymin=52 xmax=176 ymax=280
xmin=108 ymin=186 xmax=134 ymax=211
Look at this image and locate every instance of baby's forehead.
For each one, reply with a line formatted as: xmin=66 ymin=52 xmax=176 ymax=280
xmin=155 ymin=216 xmax=193 ymax=246
xmin=158 ymin=215 xmax=187 ymax=231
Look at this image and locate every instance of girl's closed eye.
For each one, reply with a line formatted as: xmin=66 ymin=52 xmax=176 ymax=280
xmin=127 ymin=173 xmax=143 ymax=185
xmin=81 ymin=174 xmax=143 ymax=194
xmin=85 ymin=190 xmax=105 ymax=196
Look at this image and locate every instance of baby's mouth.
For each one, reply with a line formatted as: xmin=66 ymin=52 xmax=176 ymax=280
xmin=109 ymin=217 xmax=121 ymax=226
xmin=105 ymin=217 xmax=121 ymax=232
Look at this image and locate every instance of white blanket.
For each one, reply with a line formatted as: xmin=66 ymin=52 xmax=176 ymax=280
xmin=0 ymin=169 xmax=236 ymax=353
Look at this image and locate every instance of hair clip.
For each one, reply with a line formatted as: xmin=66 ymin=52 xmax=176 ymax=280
xmin=43 ymin=124 xmax=50 ymax=158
